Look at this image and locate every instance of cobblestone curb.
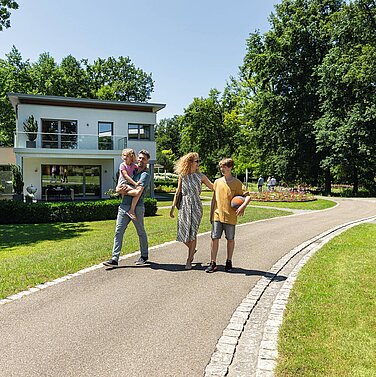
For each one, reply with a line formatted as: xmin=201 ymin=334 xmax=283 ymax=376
xmin=205 ymin=215 xmax=376 ymax=377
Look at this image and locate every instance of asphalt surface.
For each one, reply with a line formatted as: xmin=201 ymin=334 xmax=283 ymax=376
xmin=1 ymin=197 xmax=375 ymax=377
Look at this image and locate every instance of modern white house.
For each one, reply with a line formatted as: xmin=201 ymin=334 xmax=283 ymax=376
xmin=8 ymin=93 xmax=165 ymax=201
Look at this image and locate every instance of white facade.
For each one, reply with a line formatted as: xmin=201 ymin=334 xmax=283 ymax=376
xmin=9 ymin=93 xmax=165 ymax=201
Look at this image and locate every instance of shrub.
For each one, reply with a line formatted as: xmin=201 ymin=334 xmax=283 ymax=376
xmin=144 ymin=197 xmax=157 ymax=216
xmin=155 ymin=185 xmax=176 ymax=193
xmin=154 ymin=179 xmax=178 ymax=188
xmin=0 ymin=200 xmax=52 ymax=224
xmin=0 ymin=197 xmax=158 ymax=225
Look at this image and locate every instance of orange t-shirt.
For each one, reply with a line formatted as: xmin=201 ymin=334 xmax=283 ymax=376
xmin=212 ymin=176 xmax=246 ymax=225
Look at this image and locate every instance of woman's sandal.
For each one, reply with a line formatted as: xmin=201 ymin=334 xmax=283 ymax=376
xmin=185 ymin=249 xmax=197 ymax=270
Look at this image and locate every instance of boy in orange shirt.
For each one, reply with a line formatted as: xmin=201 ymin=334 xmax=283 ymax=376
xmin=206 ymin=158 xmax=251 ymax=273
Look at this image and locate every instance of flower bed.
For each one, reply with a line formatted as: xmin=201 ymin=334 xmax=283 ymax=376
xmin=248 ymin=189 xmax=315 ymax=202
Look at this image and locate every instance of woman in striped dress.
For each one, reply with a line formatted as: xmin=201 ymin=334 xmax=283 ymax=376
xmin=170 ymin=152 xmax=213 ymax=269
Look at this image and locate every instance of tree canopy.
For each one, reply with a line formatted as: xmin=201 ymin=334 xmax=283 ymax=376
xmin=314 ymin=0 xmax=376 ymax=193
xmin=157 ymin=0 xmax=376 ymax=193
xmin=0 ymin=46 xmax=154 ymax=146
xmin=0 ymin=0 xmax=18 ymax=31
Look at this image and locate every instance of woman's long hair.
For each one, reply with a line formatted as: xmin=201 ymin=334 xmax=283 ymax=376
xmin=174 ymin=152 xmax=199 ymax=176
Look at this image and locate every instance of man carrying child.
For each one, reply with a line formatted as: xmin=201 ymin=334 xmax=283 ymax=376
xmin=103 ymin=150 xmax=151 ymax=267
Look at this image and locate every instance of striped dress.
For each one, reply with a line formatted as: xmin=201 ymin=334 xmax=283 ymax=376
xmin=177 ymin=172 xmax=203 ymax=243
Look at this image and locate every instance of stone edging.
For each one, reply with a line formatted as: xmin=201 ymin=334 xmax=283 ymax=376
xmin=204 ymin=215 xmax=376 ymax=377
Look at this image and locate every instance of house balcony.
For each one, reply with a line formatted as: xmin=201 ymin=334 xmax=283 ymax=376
xmin=14 ymin=131 xmax=128 ymax=151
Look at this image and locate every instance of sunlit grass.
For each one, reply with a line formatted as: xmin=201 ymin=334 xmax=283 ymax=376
xmin=276 ymin=223 xmax=376 ymax=377
xmin=249 ymin=198 xmax=336 ymax=210
xmin=158 ymin=190 xmax=336 ymax=210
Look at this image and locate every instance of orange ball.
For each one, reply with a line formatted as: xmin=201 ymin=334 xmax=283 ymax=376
xmin=231 ymin=196 xmax=245 ymax=209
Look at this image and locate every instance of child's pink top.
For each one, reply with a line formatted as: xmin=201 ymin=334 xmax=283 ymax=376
xmin=120 ymin=162 xmax=138 ymax=177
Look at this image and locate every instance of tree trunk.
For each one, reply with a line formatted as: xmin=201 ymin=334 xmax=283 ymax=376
xmin=324 ymin=169 xmax=331 ymax=195
xmin=352 ymin=167 xmax=359 ymax=195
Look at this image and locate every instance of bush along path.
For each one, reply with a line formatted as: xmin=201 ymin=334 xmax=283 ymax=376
xmin=0 ymin=198 xmax=158 ymax=224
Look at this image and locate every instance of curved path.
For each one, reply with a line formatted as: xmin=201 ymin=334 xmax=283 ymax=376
xmin=0 ymin=198 xmax=375 ymax=377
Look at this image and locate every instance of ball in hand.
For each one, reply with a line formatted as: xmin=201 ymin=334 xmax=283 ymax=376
xmin=231 ymin=196 xmax=245 ymax=209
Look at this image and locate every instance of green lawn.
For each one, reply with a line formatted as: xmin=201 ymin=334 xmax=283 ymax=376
xmin=276 ymin=223 xmax=376 ymax=377
xmin=249 ymin=198 xmax=336 ymax=211
xmin=157 ymin=191 xmax=336 ymax=210
xmin=0 ymin=205 xmax=290 ymax=299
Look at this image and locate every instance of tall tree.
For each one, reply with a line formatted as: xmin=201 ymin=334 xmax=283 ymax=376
xmin=0 ymin=46 xmax=32 ymax=146
xmin=58 ymin=55 xmax=91 ymax=98
xmin=180 ymin=89 xmax=240 ymax=178
xmin=86 ymin=56 xmax=154 ymax=102
xmin=0 ymin=0 xmax=18 ymax=31
xmin=155 ymin=116 xmax=183 ymax=171
xmin=29 ymin=53 xmax=63 ymax=95
xmin=314 ymin=0 xmax=376 ymax=194
xmin=240 ymin=0 xmax=345 ymax=188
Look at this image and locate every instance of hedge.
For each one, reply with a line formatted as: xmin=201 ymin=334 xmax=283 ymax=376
xmin=0 ymin=197 xmax=158 ymax=225
xmin=154 ymin=179 xmax=178 ymax=188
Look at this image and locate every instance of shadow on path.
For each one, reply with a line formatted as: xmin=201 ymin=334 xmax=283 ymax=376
xmin=104 ymin=261 xmax=287 ymax=281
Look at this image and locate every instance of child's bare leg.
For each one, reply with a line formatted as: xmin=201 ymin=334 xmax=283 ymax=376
xmin=126 ymin=190 xmax=142 ymax=221
xmin=211 ymin=238 xmax=219 ymax=262
xmin=226 ymin=239 xmax=235 ymax=261
xmin=120 ymin=183 xmax=132 ymax=199
xmin=128 ymin=196 xmax=138 ymax=220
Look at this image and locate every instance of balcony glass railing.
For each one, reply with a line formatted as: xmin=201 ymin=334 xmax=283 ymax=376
xmin=15 ymin=132 xmax=128 ymax=151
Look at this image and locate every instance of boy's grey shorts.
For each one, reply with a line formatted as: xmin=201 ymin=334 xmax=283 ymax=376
xmin=211 ymin=221 xmax=236 ymax=240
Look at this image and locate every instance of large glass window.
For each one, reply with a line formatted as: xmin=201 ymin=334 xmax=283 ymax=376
xmin=98 ymin=122 xmax=113 ymax=150
xmin=41 ymin=164 xmax=101 ymax=200
xmin=42 ymin=120 xmax=77 ymax=149
xmin=128 ymin=123 xmax=152 ymax=140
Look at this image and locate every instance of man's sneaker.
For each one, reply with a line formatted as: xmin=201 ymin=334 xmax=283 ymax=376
xmin=103 ymin=259 xmax=118 ymax=267
xmin=135 ymin=256 xmax=148 ymax=265
xmin=225 ymin=259 xmax=233 ymax=272
xmin=205 ymin=261 xmax=218 ymax=273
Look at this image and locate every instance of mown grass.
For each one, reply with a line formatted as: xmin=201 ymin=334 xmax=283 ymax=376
xmin=276 ymin=223 xmax=376 ymax=377
xmin=158 ymin=191 xmax=336 ymax=210
xmin=0 ymin=204 xmax=290 ymax=299
xmin=249 ymin=198 xmax=336 ymax=211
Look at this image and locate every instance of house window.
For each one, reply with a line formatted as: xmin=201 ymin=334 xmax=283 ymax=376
xmin=42 ymin=120 xmax=77 ymax=149
xmin=128 ymin=123 xmax=153 ymax=140
xmin=0 ymin=165 xmax=12 ymax=195
xmin=98 ymin=122 xmax=113 ymax=150
xmin=41 ymin=164 xmax=101 ymax=200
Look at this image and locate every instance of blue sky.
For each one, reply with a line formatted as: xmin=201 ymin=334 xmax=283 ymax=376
xmin=0 ymin=0 xmax=280 ymax=120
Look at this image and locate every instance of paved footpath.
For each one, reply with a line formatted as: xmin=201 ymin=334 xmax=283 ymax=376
xmin=1 ymin=198 xmax=375 ymax=377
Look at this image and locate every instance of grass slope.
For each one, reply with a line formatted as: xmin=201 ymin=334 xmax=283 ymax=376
xmin=276 ymin=223 xmax=376 ymax=377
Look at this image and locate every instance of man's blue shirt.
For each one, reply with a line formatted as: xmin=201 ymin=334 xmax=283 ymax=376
xmin=121 ymin=169 xmax=150 ymax=207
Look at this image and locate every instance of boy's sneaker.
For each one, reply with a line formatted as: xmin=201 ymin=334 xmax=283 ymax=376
xmin=135 ymin=256 xmax=148 ymax=265
xmin=103 ymin=259 xmax=118 ymax=267
xmin=205 ymin=261 xmax=218 ymax=273
xmin=225 ymin=259 xmax=233 ymax=272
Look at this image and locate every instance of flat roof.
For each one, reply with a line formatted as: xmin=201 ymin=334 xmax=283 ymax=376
xmin=7 ymin=93 xmax=166 ymax=113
